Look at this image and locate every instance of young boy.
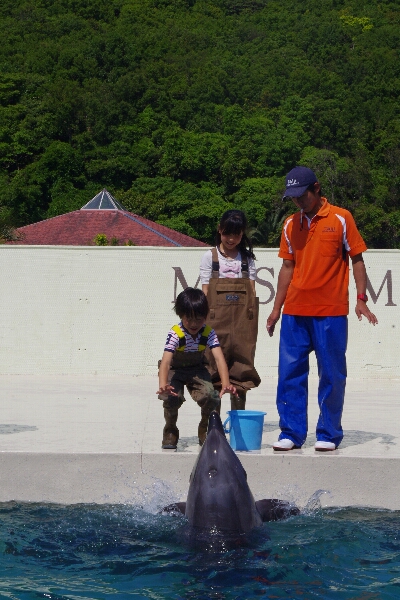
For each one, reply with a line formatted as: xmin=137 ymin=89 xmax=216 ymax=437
xmin=157 ymin=287 xmax=236 ymax=449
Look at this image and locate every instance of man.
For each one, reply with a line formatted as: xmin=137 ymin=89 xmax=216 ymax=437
xmin=266 ymin=166 xmax=378 ymax=451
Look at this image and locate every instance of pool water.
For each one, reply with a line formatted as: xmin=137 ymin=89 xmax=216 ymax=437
xmin=1 ymin=500 xmax=400 ymax=599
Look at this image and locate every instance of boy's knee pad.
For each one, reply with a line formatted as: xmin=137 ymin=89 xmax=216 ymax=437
xmin=163 ymin=396 xmax=184 ymax=410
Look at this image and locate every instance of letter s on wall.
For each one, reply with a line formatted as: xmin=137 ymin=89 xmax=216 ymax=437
xmin=255 ymin=267 xmax=275 ymax=304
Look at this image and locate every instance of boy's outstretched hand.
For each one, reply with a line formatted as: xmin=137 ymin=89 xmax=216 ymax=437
xmin=156 ymin=384 xmax=178 ymax=397
xmin=220 ymin=385 xmax=237 ymax=398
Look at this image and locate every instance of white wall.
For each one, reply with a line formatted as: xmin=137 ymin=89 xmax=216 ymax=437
xmin=1 ymin=246 xmax=398 ymax=377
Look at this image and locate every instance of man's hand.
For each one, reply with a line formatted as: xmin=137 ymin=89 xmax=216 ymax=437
xmin=352 ymin=255 xmax=378 ymax=325
xmin=355 ymin=300 xmax=378 ymax=325
xmin=266 ymin=308 xmax=281 ymax=337
xmin=266 ymin=260 xmax=293 ymax=337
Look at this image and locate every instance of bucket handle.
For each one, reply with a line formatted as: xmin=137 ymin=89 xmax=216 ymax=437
xmin=223 ymin=416 xmax=231 ymax=434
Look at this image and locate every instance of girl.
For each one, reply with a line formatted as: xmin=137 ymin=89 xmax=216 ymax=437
xmin=200 ymin=210 xmax=261 ymax=410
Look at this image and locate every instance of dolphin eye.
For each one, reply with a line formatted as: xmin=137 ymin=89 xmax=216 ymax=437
xmin=208 ymin=468 xmax=217 ymax=478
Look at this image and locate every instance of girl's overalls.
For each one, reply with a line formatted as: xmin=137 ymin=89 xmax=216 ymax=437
xmin=205 ymin=248 xmax=261 ymax=409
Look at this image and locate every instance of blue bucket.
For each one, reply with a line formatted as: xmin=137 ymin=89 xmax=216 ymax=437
xmin=223 ymin=410 xmax=267 ymax=451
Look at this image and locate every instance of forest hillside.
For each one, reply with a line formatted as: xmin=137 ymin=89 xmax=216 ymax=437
xmin=0 ymin=0 xmax=399 ymax=246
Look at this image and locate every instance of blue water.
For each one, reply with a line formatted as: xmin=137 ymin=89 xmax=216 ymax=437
xmin=1 ymin=500 xmax=400 ymax=599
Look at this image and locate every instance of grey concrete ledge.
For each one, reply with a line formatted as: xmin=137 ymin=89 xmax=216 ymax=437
xmin=0 ymin=375 xmax=399 ymax=509
xmin=0 ymin=452 xmax=398 ymax=511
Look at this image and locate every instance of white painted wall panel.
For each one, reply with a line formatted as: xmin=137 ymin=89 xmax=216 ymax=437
xmin=1 ymin=246 xmax=398 ymax=377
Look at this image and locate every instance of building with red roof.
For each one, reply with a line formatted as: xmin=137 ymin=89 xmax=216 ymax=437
xmin=11 ymin=189 xmax=207 ymax=247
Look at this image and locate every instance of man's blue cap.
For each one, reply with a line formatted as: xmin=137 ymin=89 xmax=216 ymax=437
xmin=282 ymin=166 xmax=317 ymax=199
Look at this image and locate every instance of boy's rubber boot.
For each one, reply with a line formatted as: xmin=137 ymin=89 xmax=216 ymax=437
xmin=198 ymin=401 xmax=220 ymax=446
xmin=230 ymin=389 xmax=246 ymax=410
xmin=162 ymin=407 xmax=179 ymax=449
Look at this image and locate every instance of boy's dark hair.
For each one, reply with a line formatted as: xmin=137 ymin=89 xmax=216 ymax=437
xmin=215 ymin=209 xmax=256 ymax=260
xmin=174 ymin=287 xmax=209 ymax=320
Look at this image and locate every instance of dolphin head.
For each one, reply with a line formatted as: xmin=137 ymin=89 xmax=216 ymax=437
xmin=185 ymin=411 xmax=262 ymax=535
xmin=207 ymin=410 xmax=226 ymax=436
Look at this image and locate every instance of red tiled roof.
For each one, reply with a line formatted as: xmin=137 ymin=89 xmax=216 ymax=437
xmin=10 ymin=210 xmax=207 ymax=247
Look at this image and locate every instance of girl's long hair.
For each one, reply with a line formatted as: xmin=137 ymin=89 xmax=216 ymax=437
xmin=216 ymin=210 xmax=256 ymax=260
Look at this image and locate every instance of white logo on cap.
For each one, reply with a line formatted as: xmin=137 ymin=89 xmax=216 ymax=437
xmin=287 ymin=179 xmax=299 ymax=186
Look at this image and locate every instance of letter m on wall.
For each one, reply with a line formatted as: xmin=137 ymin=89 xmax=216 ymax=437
xmin=172 ymin=268 xmax=200 ymax=302
xmin=367 ymin=270 xmax=397 ymax=306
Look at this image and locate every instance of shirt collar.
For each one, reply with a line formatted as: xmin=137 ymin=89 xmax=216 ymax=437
xmin=317 ymin=198 xmax=330 ymax=218
xmin=179 ymin=321 xmax=205 ymax=337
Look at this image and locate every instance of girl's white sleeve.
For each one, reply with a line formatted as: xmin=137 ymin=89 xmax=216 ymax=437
xmin=248 ymin=257 xmax=257 ymax=280
xmin=199 ymin=249 xmax=213 ymax=285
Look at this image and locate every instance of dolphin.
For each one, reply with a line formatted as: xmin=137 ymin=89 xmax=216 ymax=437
xmin=163 ymin=411 xmax=299 ymax=535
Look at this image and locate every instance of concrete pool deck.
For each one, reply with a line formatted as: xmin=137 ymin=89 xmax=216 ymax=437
xmin=0 ymin=374 xmax=399 ymax=510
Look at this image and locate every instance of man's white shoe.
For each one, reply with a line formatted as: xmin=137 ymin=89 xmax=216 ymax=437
xmin=273 ymin=439 xmax=297 ymax=451
xmin=315 ymin=441 xmax=336 ymax=451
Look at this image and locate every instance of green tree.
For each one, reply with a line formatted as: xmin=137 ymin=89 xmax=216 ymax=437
xmin=0 ymin=0 xmax=399 ymax=247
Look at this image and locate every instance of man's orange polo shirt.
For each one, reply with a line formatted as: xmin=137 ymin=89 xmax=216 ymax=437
xmin=279 ymin=199 xmax=367 ymax=316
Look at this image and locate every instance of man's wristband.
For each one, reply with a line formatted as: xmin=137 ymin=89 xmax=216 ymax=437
xmin=357 ymin=293 xmax=368 ymax=302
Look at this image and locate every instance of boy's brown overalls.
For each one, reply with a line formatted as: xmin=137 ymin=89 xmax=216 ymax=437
xmin=159 ymin=325 xmax=221 ymax=448
xmin=205 ymin=248 xmax=261 ymax=409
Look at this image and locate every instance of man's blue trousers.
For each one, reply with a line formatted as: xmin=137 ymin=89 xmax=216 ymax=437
xmin=277 ymin=314 xmax=348 ymax=447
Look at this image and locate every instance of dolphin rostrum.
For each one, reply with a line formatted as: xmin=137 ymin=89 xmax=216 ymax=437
xmin=163 ymin=411 xmax=299 ymax=535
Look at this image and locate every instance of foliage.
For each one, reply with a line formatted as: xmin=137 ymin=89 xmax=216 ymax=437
xmin=92 ymin=232 xmax=136 ymax=245
xmin=249 ymin=204 xmax=291 ymax=247
xmin=0 ymin=207 xmax=20 ymax=243
xmin=0 ymin=0 xmax=399 ymax=246
xmin=93 ymin=233 xmax=109 ymax=245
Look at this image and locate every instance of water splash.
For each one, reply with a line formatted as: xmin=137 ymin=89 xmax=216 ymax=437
xmin=140 ymin=476 xmax=182 ymax=514
xmin=302 ymin=489 xmax=331 ymax=515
